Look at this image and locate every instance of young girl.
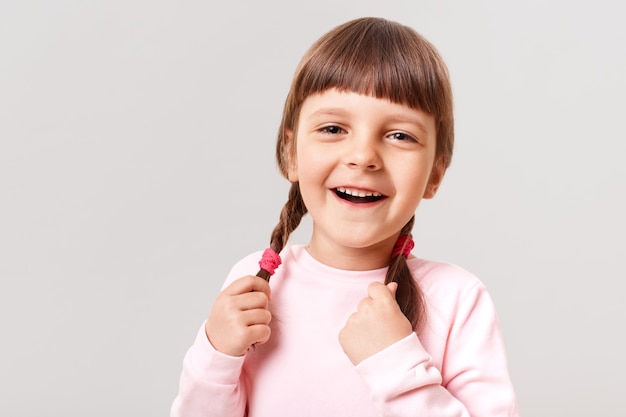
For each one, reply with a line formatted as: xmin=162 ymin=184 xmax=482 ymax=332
xmin=171 ymin=17 xmax=519 ymax=417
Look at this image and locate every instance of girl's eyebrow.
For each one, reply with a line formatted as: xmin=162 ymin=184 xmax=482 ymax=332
xmin=308 ymin=107 xmax=349 ymax=118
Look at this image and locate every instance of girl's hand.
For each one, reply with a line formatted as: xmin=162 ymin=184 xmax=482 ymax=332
xmin=205 ymin=275 xmax=272 ymax=357
xmin=339 ymin=282 xmax=413 ymax=365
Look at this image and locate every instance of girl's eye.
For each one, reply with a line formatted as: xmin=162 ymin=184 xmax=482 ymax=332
xmin=320 ymin=125 xmax=345 ymax=135
xmin=388 ymin=132 xmax=417 ymax=142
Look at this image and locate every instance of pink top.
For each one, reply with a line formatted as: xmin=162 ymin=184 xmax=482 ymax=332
xmin=171 ymin=245 xmax=520 ymax=416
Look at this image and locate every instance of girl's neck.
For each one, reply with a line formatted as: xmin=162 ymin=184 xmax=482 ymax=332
xmin=305 ymin=233 xmax=398 ymax=271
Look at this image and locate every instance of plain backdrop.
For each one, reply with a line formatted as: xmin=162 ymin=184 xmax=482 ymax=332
xmin=1 ymin=1 xmax=624 ymax=416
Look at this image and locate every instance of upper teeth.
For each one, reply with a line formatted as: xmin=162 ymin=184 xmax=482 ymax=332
xmin=336 ymin=187 xmax=382 ymax=198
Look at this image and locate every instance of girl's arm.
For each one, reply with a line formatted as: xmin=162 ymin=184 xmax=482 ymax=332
xmin=171 ymin=275 xmax=272 ymax=417
xmin=170 ymin=323 xmax=247 ymax=417
xmin=342 ymin=280 xmax=519 ymax=416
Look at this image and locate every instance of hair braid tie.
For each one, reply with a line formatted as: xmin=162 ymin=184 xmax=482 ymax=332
xmin=259 ymin=248 xmax=282 ymax=276
xmin=392 ymin=235 xmax=415 ymax=259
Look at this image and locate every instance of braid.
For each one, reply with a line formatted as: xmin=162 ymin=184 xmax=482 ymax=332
xmin=257 ymin=182 xmax=308 ymax=281
xmin=256 ymin=185 xmax=424 ymax=329
xmin=385 ymin=216 xmax=425 ymax=330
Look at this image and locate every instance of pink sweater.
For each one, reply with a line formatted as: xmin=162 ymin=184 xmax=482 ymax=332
xmin=171 ymin=245 xmax=519 ymax=416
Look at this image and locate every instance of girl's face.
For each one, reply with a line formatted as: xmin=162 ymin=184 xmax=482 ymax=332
xmin=286 ymin=88 xmax=444 ymax=270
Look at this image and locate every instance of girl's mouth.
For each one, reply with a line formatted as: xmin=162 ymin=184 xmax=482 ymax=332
xmin=334 ymin=187 xmax=385 ymax=203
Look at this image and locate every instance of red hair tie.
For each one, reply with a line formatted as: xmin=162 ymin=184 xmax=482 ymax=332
xmin=392 ymin=235 xmax=414 ymax=259
xmin=259 ymin=248 xmax=282 ymax=276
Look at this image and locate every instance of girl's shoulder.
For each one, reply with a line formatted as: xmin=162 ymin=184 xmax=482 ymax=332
xmin=409 ymin=257 xmax=483 ymax=286
xmin=408 ymin=257 xmax=491 ymax=304
xmin=221 ymin=249 xmax=267 ymax=287
xmin=221 ymin=246 xmax=302 ymax=287
xmin=408 ymin=258 xmax=500 ymax=328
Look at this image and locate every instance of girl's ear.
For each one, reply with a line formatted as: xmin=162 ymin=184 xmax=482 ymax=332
xmin=285 ymin=129 xmax=299 ymax=182
xmin=423 ymin=158 xmax=446 ymax=199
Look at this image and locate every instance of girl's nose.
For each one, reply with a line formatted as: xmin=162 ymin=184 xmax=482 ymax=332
xmin=344 ymin=135 xmax=382 ymax=171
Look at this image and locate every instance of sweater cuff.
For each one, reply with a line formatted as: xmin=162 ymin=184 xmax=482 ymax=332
xmin=355 ymin=333 xmax=442 ymax=399
xmin=186 ymin=321 xmax=246 ymax=386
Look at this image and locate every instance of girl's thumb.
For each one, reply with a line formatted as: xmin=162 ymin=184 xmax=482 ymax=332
xmin=386 ymin=282 xmax=398 ymax=298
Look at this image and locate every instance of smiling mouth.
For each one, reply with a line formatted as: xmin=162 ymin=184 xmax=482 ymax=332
xmin=334 ymin=187 xmax=385 ymax=203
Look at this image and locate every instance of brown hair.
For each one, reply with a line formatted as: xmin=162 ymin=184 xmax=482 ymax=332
xmin=258 ymin=17 xmax=454 ymax=330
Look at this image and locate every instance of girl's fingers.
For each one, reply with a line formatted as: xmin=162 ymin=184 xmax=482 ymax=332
xmin=240 ymin=308 xmax=272 ymax=326
xmin=223 ymin=275 xmax=271 ymax=297
xmin=248 ymin=324 xmax=272 ymax=346
xmin=235 ymin=291 xmax=270 ymax=311
xmin=368 ymin=281 xmax=396 ymax=302
xmin=386 ymin=282 xmax=399 ymax=298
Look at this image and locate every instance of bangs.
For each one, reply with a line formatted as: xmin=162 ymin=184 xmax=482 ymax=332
xmin=293 ymin=18 xmax=450 ymax=117
xmin=276 ymin=18 xmax=455 ymax=177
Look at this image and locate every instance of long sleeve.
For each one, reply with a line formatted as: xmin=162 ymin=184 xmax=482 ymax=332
xmin=355 ymin=280 xmax=519 ymax=417
xmin=170 ymin=247 xmax=519 ymax=416
xmin=170 ymin=323 xmax=247 ymax=417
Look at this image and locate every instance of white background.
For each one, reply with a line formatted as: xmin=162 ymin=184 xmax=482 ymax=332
xmin=1 ymin=1 xmax=624 ymax=415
